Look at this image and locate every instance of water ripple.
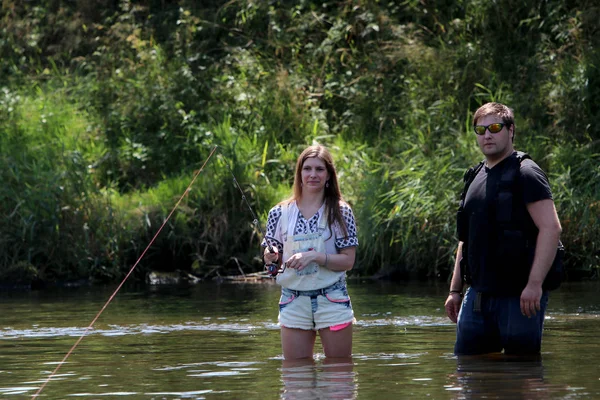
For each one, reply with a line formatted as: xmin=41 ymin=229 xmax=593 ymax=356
xmin=0 ymin=321 xmax=269 ymax=340
xmin=356 ymin=315 xmax=450 ymax=327
xmin=2 ymin=313 xmax=594 ymax=340
xmin=0 ymin=316 xmax=449 ymax=340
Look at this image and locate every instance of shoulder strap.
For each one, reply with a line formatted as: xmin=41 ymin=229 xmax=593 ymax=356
xmin=496 ymin=151 xmax=532 ymax=224
xmin=515 ymin=151 xmax=531 ymax=163
xmin=456 ymin=160 xmax=484 ymax=245
xmin=280 ymin=203 xmax=289 ymax=238
xmin=460 ymin=160 xmax=485 ymax=204
xmin=318 ymin=207 xmax=328 ymax=230
xmin=280 ymin=202 xmax=328 ymax=239
xmin=496 ymin=151 xmax=531 ymax=186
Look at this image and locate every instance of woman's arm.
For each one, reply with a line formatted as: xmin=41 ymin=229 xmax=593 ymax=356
xmin=324 ymin=246 xmax=356 ymax=272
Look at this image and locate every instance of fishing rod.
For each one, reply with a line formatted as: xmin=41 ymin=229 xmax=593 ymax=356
xmin=216 ymin=146 xmax=281 ymax=276
xmin=32 ymin=145 xmax=219 ymax=399
xmin=32 ymin=146 xmax=274 ymax=398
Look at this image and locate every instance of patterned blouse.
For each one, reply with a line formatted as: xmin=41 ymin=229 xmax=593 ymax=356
xmin=262 ymin=202 xmax=359 ymax=253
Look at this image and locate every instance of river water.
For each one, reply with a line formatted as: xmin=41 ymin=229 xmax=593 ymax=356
xmin=0 ymin=279 xmax=598 ymax=399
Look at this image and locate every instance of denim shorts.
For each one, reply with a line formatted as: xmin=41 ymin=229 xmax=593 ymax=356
xmin=278 ymin=279 xmax=355 ymax=331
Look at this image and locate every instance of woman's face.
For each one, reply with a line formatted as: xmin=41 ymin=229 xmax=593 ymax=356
xmin=301 ymin=157 xmax=329 ymax=193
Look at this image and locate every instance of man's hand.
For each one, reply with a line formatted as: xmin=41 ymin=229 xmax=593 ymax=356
xmin=520 ymin=284 xmax=543 ymax=317
xmin=445 ymin=293 xmax=462 ymax=323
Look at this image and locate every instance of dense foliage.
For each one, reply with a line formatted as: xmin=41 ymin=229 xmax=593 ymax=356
xmin=0 ymin=0 xmax=598 ymax=286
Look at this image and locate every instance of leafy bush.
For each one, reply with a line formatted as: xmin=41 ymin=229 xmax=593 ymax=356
xmin=0 ymin=0 xmax=598 ymax=285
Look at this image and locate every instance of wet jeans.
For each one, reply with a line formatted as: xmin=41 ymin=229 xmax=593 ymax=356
xmin=455 ymin=287 xmax=549 ymax=355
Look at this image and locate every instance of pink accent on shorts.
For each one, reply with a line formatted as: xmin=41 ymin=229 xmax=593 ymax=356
xmin=329 ymin=321 xmax=352 ymax=331
xmin=280 ymin=322 xmax=352 ymax=331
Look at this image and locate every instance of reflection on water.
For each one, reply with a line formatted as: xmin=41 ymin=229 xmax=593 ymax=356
xmin=280 ymin=358 xmax=357 ymax=400
xmin=447 ymin=354 xmax=564 ymax=400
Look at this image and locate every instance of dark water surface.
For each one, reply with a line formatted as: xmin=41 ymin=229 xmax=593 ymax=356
xmin=0 ymin=280 xmax=598 ymax=399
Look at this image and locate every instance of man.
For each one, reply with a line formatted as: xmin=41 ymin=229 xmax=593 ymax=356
xmin=444 ymin=102 xmax=562 ymax=355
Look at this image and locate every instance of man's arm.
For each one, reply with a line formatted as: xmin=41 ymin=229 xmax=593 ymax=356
xmin=520 ymin=199 xmax=562 ymax=317
xmin=445 ymin=242 xmax=464 ymax=323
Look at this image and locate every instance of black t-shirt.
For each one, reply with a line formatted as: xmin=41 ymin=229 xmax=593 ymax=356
xmin=463 ymin=152 xmax=553 ymax=293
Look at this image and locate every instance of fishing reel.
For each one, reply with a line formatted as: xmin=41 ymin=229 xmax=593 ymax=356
xmin=266 ymin=263 xmax=279 ymax=277
xmin=264 ymin=245 xmax=280 ymax=277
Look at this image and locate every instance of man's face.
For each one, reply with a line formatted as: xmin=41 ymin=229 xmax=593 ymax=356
xmin=475 ymin=114 xmax=514 ymax=162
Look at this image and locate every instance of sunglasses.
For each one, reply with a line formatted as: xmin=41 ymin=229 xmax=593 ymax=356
xmin=473 ymin=122 xmax=508 ymax=136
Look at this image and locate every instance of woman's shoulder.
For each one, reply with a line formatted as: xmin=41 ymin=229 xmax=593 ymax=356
xmin=338 ymin=200 xmax=354 ymax=212
xmin=269 ymin=200 xmax=297 ymax=215
xmin=267 ymin=203 xmax=283 ymax=216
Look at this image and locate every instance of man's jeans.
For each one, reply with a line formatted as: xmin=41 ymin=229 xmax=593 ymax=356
xmin=455 ymin=287 xmax=549 ymax=355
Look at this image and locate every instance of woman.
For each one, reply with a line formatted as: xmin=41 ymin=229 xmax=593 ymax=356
xmin=262 ymin=144 xmax=359 ymax=360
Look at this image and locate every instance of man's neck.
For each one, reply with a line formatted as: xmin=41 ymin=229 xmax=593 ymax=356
xmin=486 ymin=148 xmax=515 ymax=169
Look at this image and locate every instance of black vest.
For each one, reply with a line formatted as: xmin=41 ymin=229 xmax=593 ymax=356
xmin=456 ymin=152 xmax=563 ymax=294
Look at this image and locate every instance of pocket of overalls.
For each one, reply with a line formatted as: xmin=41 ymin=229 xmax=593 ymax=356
xmin=279 ymin=289 xmax=296 ymax=310
xmin=324 ymin=288 xmax=351 ymax=306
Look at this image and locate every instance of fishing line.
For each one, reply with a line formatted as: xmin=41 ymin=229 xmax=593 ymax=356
xmin=217 ymin=149 xmax=282 ymax=276
xmin=32 ymin=145 xmax=218 ymax=399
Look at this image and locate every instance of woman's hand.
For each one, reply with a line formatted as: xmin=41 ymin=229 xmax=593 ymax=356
xmin=285 ymin=251 xmax=319 ymax=272
xmin=264 ymin=246 xmax=279 ymax=264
